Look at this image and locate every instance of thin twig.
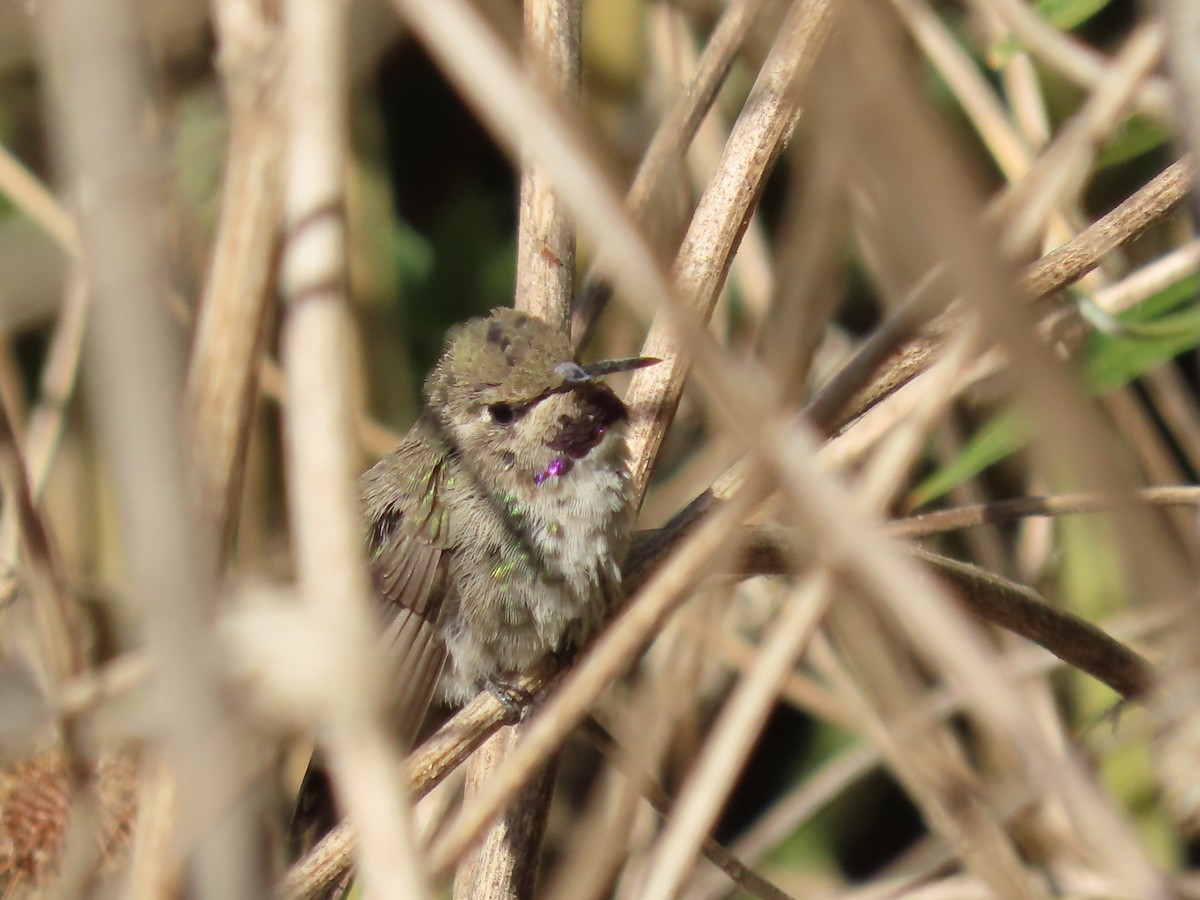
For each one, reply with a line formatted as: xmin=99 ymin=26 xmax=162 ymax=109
xmin=637 ymin=573 xmax=831 ymax=900
xmin=1022 ymin=158 xmax=1193 ymax=303
xmin=997 ymin=21 xmax=1167 ymax=258
xmin=186 ymin=0 xmax=284 ymax=559
xmin=972 ymin=0 xmax=1173 ymax=121
xmin=888 ymin=485 xmax=1200 ymax=538
xmin=281 ymin=676 xmax=544 ymax=900
xmin=813 ymin=157 xmax=1194 ymax=438
xmin=1165 ymin=0 xmax=1200 ymax=213
xmin=622 ymin=0 xmax=839 ymax=506
xmin=455 ymin=0 xmax=582 ymax=896
xmin=0 ymin=139 xmax=79 ymax=253
xmin=38 ymin=0 xmax=270 ymax=894
xmin=582 ymin=717 xmax=794 ymax=900
xmin=914 ymin=548 xmax=1158 ymax=700
xmin=570 ymin=0 xmax=767 ymax=347
xmin=277 ymin=1 xmax=427 ymax=897
xmin=0 ymin=275 xmax=87 ymax=628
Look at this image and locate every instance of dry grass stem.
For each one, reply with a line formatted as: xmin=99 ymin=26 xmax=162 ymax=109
xmin=186 ymin=0 xmax=283 ymax=556
xmin=623 ymin=0 xmax=838 ymax=504
xmin=570 ymin=0 xmax=767 ymax=347
xmin=0 ymin=275 xmax=86 ymax=635
xmin=451 ymin=725 xmax=557 ymax=900
xmin=695 ymin=608 xmax=1176 ymax=899
xmin=890 ymin=484 xmax=1200 ymax=537
xmin=456 ymin=1 xmax=582 ymax=895
xmin=37 ymin=0 xmax=271 ymax=895
xmin=1165 ymin=0 xmax=1200 ymax=208
xmin=282 ymin=682 xmax=525 ymax=900
xmin=890 ymin=0 xmax=1030 ymax=181
xmin=826 ymin=6 xmax=1169 ymax=889
xmin=972 ymin=0 xmax=1173 ymax=120
xmin=637 ymin=572 xmax=833 ymax=900
xmin=813 ymin=157 xmax=1194 ymax=439
xmin=278 ymin=1 xmax=426 ymax=897
xmin=998 ymin=20 xmax=1167 ymax=257
xmin=1142 ymin=365 xmax=1200 ymax=475
xmin=581 ymin=718 xmax=793 ymax=900
xmin=0 ymin=394 xmax=82 ymax=682
xmin=512 ymin=0 xmax=579 ymax=333
xmin=0 ymin=140 xmax=78 ymax=254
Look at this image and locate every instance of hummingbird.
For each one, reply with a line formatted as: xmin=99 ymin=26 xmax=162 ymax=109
xmin=289 ymin=306 xmax=656 ymax=853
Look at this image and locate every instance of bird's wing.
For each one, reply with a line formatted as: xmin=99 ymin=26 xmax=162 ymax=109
xmin=289 ymin=424 xmax=453 ymax=860
xmin=363 ymin=422 xmax=454 ymax=746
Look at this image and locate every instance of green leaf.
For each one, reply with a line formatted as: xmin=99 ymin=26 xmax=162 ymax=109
xmin=1034 ymin=0 xmax=1112 ymax=30
xmin=906 ymin=410 xmax=1028 ymax=509
xmin=1084 ymin=275 xmax=1200 ymax=390
xmin=991 ymin=0 xmax=1112 ymax=65
xmin=1096 ymin=116 xmax=1172 ymax=170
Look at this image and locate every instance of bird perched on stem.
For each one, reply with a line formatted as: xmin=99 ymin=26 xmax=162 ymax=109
xmin=290 ymin=306 xmax=655 ymax=854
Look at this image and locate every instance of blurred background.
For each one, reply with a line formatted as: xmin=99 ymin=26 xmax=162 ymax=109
xmin=1 ymin=0 xmax=1199 ymax=896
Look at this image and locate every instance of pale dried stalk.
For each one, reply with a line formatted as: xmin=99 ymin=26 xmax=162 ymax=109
xmin=1142 ymin=365 xmax=1200 ymax=476
xmin=623 ymin=0 xmax=839 ymax=505
xmin=732 ymin=529 xmax=1157 ymax=701
xmin=570 ymin=0 xmax=767 ymax=346
xmin=828 ymin=4 xmax=1168 ymax=891
xmin=813 ymin=629 xmax=1044 ymax=900
xmin=187 ymin=0 xmax=283 ymax=556
xmin=652 ymin=4 xmax=772 ymax=331
xmin=0 ymin=392 xmax=83 ymax=682
xmin=37 ymin=0 xmax=269 ymax=895
xmin=637 ymin=573 xmax=834 ymax=900
xmin=0 ymin=139 xmax=79 ymax=253
xmin=0 ymin=276 xmax=87 ymax=634
xmin=278 ymin=1 xmax=427 ymax=898
xmin=511 ymin=0 xmax=579 ymax=333
xmin=455 ymin=0 xmax=582 ymax=896
xmin=693 ymin=607 xmax=1174 ymax=899
xmin=125 ymin=756 xmax=178 ymax=900
xmin=451 ymin=725 xmax=557 ymax=900
xmin=887 ymin=0 xmax=1085 ymax=265
xmin=816 ymin=157 xmax=1194 ymax=440
xmin=0 ymin=158 xmax=87 ymax=631
xmin=971 ymin=0 xmax=1173 ymax=120
xmin=639 ymin=329 xmax=981 ymax=896
xmin=1165 ymin=0 xmax=1200 ymax=210
xmin=282 ymin=674 xmax=530 ymax=900
xmin=998 ymin=20 xmax=1167 ymax=256
xmin=832 ymin=330 xmax=1038 ymax=898
xmin=580 ymin=718 xmax=793 ymax=900
xmin=889 ymin=0 xmax=1029 ymax=181
xmin=891 ymin=485 xmax=1200 ymax=539
xmin=1091 ymin=239 xmax=1200 ymax=316
xmin=665 ymin=6 xmax=775 ymax=329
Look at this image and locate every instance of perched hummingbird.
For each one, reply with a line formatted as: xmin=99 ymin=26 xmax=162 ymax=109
xmin=290 ymin=306 xmax=655 ymax=852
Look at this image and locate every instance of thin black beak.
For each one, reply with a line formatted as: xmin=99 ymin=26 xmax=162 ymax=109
xmin=567 ymin=357 xmax=660 ymax=381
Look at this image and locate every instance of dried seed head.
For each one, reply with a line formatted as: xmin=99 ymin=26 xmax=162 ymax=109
xmin=0 ymin=745 xmax=139 ymax=896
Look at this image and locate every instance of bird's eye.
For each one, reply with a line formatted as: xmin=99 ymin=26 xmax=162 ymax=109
xmin=487 ymin=403 xmax=515 ymax=425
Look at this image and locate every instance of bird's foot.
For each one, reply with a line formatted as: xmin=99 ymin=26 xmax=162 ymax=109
xmin=485 ymin=676 xmax=535 ymax=725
